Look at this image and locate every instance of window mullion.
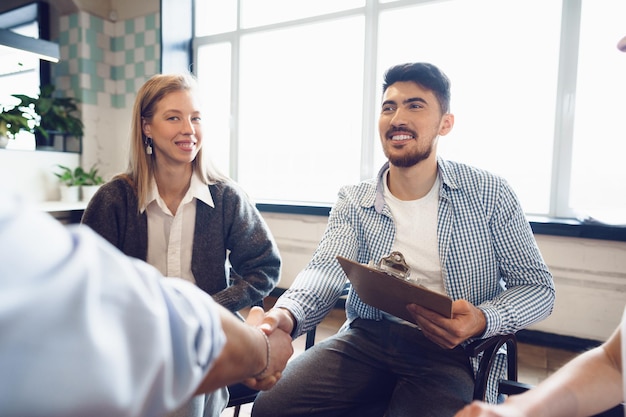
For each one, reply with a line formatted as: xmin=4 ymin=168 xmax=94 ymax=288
xmin=229 ymin=0 xmax=243 ymax=181
xmin=550 ymin=0 xmax=581 ymax=219
xmin=360 ymin=0 xmax=379 ymax=181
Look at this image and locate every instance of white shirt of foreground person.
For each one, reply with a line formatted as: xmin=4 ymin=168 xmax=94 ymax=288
xmin=0 ymin=191 xmax=225 ymax=417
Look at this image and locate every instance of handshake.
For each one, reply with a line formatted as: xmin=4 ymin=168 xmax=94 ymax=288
xmin=241 ymin=306 xmax=295 ymax=391
xmin=193 ymin=304 xmax=296 ymax=395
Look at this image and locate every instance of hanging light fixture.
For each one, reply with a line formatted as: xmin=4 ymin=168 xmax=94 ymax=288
xmin=0 ymin=28 xmax=59 ymax=63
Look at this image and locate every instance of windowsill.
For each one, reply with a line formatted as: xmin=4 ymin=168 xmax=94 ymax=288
xmin=527 ymin=215 xmax=626 ymax=242
xmin=257 ymin=203 xmax=626 ymax=243
xmin=39 ymin=201 xmax=88 ymax=212
xmin=39 ymin=201 xmax=88 ymax=224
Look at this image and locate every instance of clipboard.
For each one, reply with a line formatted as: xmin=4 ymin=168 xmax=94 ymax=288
xmin=337 ymin=255 xmax=453 ymax=320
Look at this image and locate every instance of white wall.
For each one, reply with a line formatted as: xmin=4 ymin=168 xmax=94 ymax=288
xmin=262 ymin=212 xmax=626 ymax=343
xmin=80 ymin=103 xmax=132 ymax=182
xmin=535 ymin=235 xmax=626 ymax=341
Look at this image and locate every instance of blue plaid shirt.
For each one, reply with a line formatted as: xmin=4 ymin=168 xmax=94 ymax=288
xmin=276 ymin=158 xmax=555 ymax=402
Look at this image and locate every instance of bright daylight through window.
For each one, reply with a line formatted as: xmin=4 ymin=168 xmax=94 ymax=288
xmin=0 ymin=21 xmax=40 ymax=151
xmin=194 ymin=0 xmax=626 ymax=225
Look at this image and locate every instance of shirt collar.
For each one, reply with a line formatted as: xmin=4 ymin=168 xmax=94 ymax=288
xmin=189 ymin=171 xmax=214 ymax=207
xmin=140 ymin=171 xmax=214 ymax=213
xmin=373 ymin=157 xmax=453 ymax=213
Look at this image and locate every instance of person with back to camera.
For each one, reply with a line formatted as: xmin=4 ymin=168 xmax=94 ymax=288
xmin=453 ymin=34 xmax=626 ymax=417
xmin=251 ymin=62 xmax=556 ymax=417
xmin=0 ymin=189 xmax=293 ymax=417
xmin=81 ymin=73 xmax=282 ymax=417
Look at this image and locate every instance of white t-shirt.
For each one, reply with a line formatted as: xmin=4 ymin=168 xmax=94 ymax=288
xmin=381 ymin=169 xmax=445 ymax=324
xmin=382 ymin=169 xmax=445 ymax=294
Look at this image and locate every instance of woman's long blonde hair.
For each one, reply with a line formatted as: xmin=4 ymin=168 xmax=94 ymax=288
xmin=126 ymin=73 xmax=227 ymax=209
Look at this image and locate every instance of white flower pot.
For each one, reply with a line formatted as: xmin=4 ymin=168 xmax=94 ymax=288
xmin=59 ymin=185 xmax=80 ymax=203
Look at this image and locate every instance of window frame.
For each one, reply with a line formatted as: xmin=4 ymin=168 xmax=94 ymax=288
xmin=160 ymin=0 xmax=626 ymax=242
xmin=0 ymin=2 xmax=52 ymax=95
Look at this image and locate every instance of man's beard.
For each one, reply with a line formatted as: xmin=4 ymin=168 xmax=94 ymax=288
xmin=384 ymin=143 xmax=433 ymax=168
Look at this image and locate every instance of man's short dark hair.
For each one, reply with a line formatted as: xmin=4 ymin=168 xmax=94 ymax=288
xmin=382 ymin=62 xmax=451 ymax=115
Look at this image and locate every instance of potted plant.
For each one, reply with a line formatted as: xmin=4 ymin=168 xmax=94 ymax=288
xmin=81 ymin=164 xmax=105 ymax=202
xmin=0 ymin=104 xmax=32 ymax=148
xmin=54 ymin=164 xmax=86 ymax=203
xmin=13 ymin=84 xmax=84 ymax=150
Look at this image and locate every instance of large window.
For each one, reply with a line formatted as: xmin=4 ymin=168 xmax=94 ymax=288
xmin=0 ymin=2 xmax=52 ymax=151
xmin=193 ymin=0 xmax=626 ymax=224
xmin=0 ymin=20 xmax=40 ymax=151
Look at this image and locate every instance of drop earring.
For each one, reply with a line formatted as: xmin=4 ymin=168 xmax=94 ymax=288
xmin=144 ymin=137 xmax=153 ymax=155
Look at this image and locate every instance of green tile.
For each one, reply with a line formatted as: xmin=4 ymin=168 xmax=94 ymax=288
xmin=145 ymin=45 xmax=155 ymax=61
xmin=86 ymin=28 xmax=97 ymax=46
xmin=128 ymin=49 xmax=138 ymax=66
xmin=135 ymin=62 xmax=145 ymax=77
xmin=79 ymin=57 xmax=96 ymax=75
xmin=111 ymin=65 xmax=125 ymax=80
xmin=125 ymin=19 xmax=135 ymax=34
xmin=81 ymin=90 xmax=98 ymax=106
xmin=90 ymin=15 xmax=103 ymax=32
xmin=145 ymin=14 xmax=156 ymax=30
xmin=112 ymin=94 xmax=126 ymax=108
xmin=69 ymin=44 xmax=78 ymax=59
xmin=68 ymin=14 xmax=79 ymax=29
xmin=111 ymin=36 xmax=124 ymax=52
xmin=135 ymin=32 xmax=145 ymax=46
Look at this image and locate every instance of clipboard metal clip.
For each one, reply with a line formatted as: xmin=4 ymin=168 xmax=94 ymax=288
xmin=371 ymin=251 xmax=411 ymax=281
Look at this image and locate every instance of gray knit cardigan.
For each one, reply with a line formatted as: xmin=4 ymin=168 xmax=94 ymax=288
xmin=81 ymin=176 xmax=281 ymax=312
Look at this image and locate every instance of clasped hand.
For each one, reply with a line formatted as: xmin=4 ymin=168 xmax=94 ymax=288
xmin=242 ymin=306 xmax=294 ymax=391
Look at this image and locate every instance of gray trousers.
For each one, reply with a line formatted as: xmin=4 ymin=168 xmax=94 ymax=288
xmin=252 ymin=318 xmax=474 ymax=417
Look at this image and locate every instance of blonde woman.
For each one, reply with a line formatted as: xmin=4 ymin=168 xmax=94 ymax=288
xmin=82 ymin=73 xmax=281 ymax=417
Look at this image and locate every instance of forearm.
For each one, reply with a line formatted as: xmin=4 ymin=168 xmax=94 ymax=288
xmin=505 ymin=342 xmax=622 ymax=417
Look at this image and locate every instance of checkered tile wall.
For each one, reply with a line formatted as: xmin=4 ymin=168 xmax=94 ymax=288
xmin=55 ymin=11 xmax=161 ymax=109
